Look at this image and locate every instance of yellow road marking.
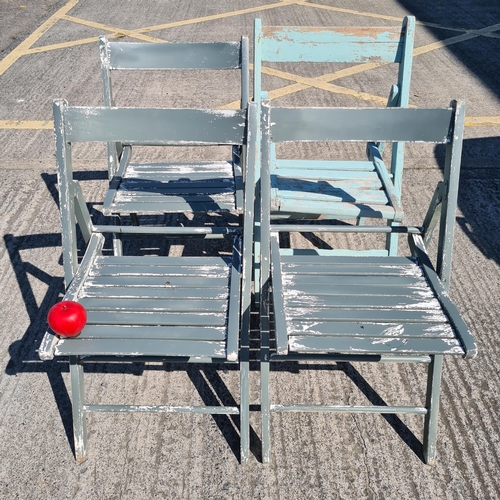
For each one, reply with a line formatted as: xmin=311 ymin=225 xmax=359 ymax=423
xmin=62 ymin=15 xmax=165 ymax=43
xmin=26 ymin=37 xmax=104 ymax=54
xmin=139 ymin=2 xmax=289 ymax=33
xmin=465 ymin=117 xmax=500 ymax=127
xmin=0 ymin=0 xmax=79 ymax=77
xmin=300 ymin=1 xmax=404 ymax=22
xmin=0 ymin=120 xmax=53 ymax=130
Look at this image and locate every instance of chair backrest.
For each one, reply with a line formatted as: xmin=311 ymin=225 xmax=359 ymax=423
xmin=52 ymin=99 xmax=249 ymax=285
xmin=259 ymin=100 xmax=466 ymax=289
xmin=253 ymin=17 xmax=415 ymax=193
xmin=99 ymin=36 xmax=250 ymax=174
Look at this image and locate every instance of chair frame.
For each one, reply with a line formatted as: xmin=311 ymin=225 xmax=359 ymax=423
xmin=39 ymin=99 xmax=259 ymax=463
xmin=258 ymin=99 xmax=477 ymax=464
xmin=253 ymin=17 xmax=415 ymax=255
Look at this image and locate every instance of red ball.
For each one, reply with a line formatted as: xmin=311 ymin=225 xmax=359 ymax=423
xmin=47 ymin=301 xmax=87 ymax=338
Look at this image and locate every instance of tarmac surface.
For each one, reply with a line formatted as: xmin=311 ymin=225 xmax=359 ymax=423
xmin=1 ymin=0 xmax=500 ymax=498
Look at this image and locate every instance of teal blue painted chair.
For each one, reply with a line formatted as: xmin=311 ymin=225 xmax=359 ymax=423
xmin=253 ymin=17 xmax=415 ymax=255
xmin=39 ymin=99 xmax=258 ymax=463
xmin=99 ymin=36 xmax=249 ymax=253
xmin=258 ymin=100 xmax=477 ymax=464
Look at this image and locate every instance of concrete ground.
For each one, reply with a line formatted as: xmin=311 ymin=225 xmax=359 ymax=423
xmin=1 ymin=0 xmax=500 ymax=498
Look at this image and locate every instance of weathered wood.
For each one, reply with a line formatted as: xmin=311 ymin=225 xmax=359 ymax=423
xmin=259 ymin=97 xmax=475 ymax=465
xmin=269 ymin=107 xmax=453 ymax=144
xmin=100 ymin=36 xmax=249 ymax=217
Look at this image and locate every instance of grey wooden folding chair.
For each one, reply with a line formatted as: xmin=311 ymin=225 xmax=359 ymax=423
xmin=259 ymin=100 xmax=477 ymax=464
xmin=253 ymin=17 xmax=415 ymax=255
xmin=99 ymin=36 xmax=249 ymax=246
xmin=39 ymin=99 xmax=258 ymax=463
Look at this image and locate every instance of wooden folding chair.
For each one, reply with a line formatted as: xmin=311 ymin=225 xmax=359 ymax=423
xmin=253 ymin=17 xmax=415 ymax=255
xmin=259 ymin=100 xmax=477 ymax=464
xmin=99 ymin=36 xmax=249 ymax=251
xmin=39 ymin=99 xmax=258 ymax=463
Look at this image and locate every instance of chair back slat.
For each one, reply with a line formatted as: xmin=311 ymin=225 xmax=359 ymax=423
xmin=63 ymin=106 xmax=246 ymax=145
xmin=105 ymin=41 xmax=243 ymax=70
xmin=259 ymin=26 xmax=405 ymax=63
xmin=269 ymin=107 xmax=454 ymax=143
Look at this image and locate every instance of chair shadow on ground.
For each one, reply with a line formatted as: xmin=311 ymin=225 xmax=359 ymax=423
xmin=434 ymin=137 xmax=500 ymax=267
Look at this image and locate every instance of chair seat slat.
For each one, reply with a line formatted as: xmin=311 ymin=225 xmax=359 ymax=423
xmin=286 ymin=321 xmax=455 ymax=338
xmin=55 ymin=338 xmax=228 ymax=358
xmin=80 ymin=297 xmax=228 ymax=313
xmin=77 ymin=325 xmax=226 ymax=341
xmin=288 ymin=335 xmax=464 ymax=356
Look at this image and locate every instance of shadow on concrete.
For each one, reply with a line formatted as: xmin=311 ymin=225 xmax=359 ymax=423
xmin=434 ymin=137 xmax=500 ymax=267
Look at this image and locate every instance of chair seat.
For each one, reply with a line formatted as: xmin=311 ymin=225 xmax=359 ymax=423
xmin=52 ymin=254 xmax=237 ymax=359
xmin=274 ymin=254 xmax=466 ymax=356
xmin=103 ymin=161 xmax=242 ymax=215
xmin=271 ymin=159 xmax=394 ymax=219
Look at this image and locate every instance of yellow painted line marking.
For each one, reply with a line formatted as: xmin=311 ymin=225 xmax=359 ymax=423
xmin=413 ymin=24 xmax=500 ymax=56
xmin=299 ymin=1 xmax=404 ymax=22
xmin=465 ymin=116 xmax=500 ymax=127
xmin=0 ymin=120 xmax=53 ymax=130
xmin=62 ymin=15 xmax=165 ymax=43
xmin=139 ymin=2 xmax=290 ymax=33
xmin=0 ymin=0 xmax=79 ymax=77
xmin=26 ymin=37 xmax=103 ymax=54
xmin=22 ymin=2 xmax=291 ymax=55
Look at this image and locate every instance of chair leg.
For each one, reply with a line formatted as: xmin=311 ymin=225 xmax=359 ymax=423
xmin=261 ymin=327 xmax=271 ymax=463
xmin=423 ymin=354 xmax=444 ymax=465
xmin=386 ymin=221 xmax=399 ymax=256
xmin=240 ymin=320 xmax=250 ymax=464
xmin=112 ymin=214 xmax=123 ymax=256
xmin=70 ymin=356 xmax=88 ymax=463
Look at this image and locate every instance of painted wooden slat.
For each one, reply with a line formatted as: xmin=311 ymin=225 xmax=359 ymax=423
xmin=105 ymin=201 xmax=236 ymax=215
xmin=281 ymin=263 xmax=422 ymax=276
xmin=124 ymin=163 xmax=234 ymax=177
xmin=82 ymin=287 xmax=229 ymax=300
xmin=260 ymin=27 xmax=403 ymax=63
xmin=85 ymin=310 xmax=226 ymax=327
xmin=288 ymin=335 xmax=465 ymax=356
xmin=274 ymin=176 xmax=383 ymax=191
xmin=270 ymin=107 xmax=453 ymax=143
xmin=280 ymin=255 xmax=415 ymax=265
xmin=92 ymin=262 xmax=228 ymax=276
xmin=270 ymin=404 xmax=427 ymax=414
xmin=272 ymin=159 xmax=375 ymax=178
xmin=285 ymin=293 xmax=441 ymax=310
xmin=287 ymin=321 xmax=455 ymax=338
xmin=79 ymin=297 xmax=227 ymax=313
xmin=90 ymin=265 xmax=228 ymax=278
xmin=78 ymin=325 xmax=227 ymax=341
xmin=274 ymin=198 xmax=395 ymax=219
xmin=86 ymin=275 xmax=229 ymax=287
xmin=276 ymin=186 xmax=389 ymax=204
xmin=281 ymin=281 xmax=428 ymax=297
xmin=279 ymin=249 xmax=389 ymax=257
xmin=119 ymin=180 xmax=235 ymax=192
xmin=93 ymin=255 xmax=231 ymax=266
xmin=55 ymin=338 xmax=227 ymax=358
xmin=105 ymin=200 xmax=237 ymax=215
xmin=108 ymin=41 xmax=242 ymax=70
xmin=64 ymin=107 xmax=246 ymax=144
xmin=86 ymin=405 xmax=239 ymax=414
xmin=286 ymin=307 xmax=448 ymax=323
